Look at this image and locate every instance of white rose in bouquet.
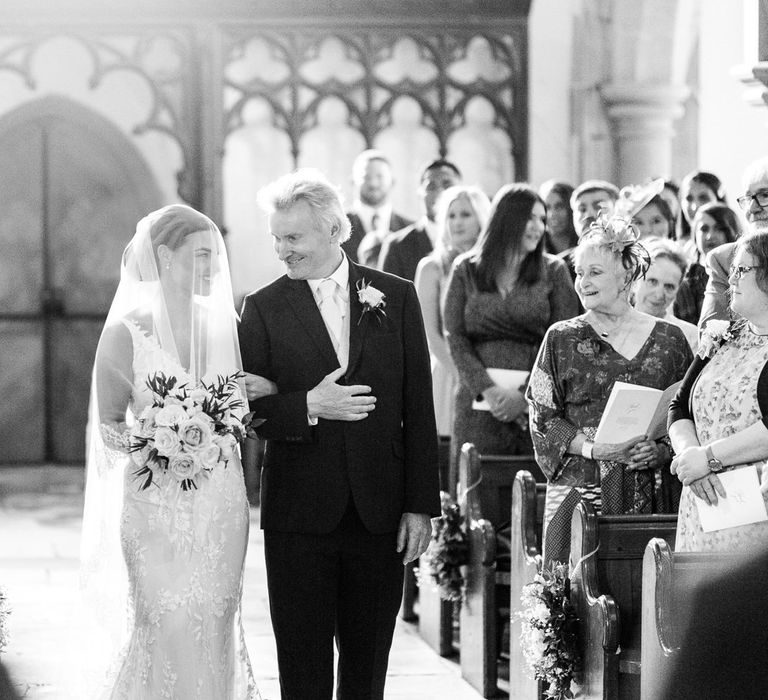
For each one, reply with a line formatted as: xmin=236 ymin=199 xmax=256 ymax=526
xmin=169 ymin=453 xmax=202 ymax=482
xmin=179 ymin=415 xmax=214 ymax=451
xmin=153 ymin=426 xmax=182 ymax=457
xmin=154 ymin=403 xmax=188 ymax=427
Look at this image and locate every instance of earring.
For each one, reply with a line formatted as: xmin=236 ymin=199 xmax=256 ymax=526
xmin=165 ymin=263 xmax=171 ymax=271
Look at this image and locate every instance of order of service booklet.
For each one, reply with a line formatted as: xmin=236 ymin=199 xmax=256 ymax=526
xmin=695 ymin=466 xmax=768 ymax=532
xmin=593 ymin=380 xmax=682 ymax=443
xmin=472 ymin=368 xmax=530 ymax=411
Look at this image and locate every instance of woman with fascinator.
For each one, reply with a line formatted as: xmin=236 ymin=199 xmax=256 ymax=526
xmin=526 ymin=215 xmax=693 ymax=565
xmin=80 ymin=205 xmax=271 ymax=698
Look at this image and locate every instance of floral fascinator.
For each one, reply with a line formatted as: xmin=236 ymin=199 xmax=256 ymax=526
xmin=581 ymin=212 xmax=651 ymax=283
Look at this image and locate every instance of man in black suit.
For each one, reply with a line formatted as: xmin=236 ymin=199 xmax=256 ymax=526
xmin=379 ymin=159 xmax=461 ymax=281
xmin=239 ymin=168 xmax=440 ymax=699
xmin=341 ymin=149 xmax=412 ymax=266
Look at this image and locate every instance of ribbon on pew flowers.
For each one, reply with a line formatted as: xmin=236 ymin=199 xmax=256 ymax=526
xmin=419 ymin=491 xmax=469 ymax=603
xmin=517 ymin=548 xmax=596 ymax=700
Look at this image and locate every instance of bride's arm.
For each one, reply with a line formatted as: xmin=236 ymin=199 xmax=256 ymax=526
xmin=94 ymin=322 xmax=135 ymax=452
xmin=242 ymin=372 xmax=277 ymax=401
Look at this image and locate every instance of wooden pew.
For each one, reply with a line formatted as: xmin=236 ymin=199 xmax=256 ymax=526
xmin=640 ymin=538 xmax=736 ymax=700
xmin=459 ymin=443 xmax=544 ymax=698
xmin=508 ymin=470 xmax=546 ymax=700
xmin=417 ymin=435 xmax=455 ymax=652
xmin=568 ymin=502 xmax=677 ymax=700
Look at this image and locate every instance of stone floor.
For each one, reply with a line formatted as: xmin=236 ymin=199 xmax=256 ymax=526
xmin=0 ymin=466 xmax=482 ymax=700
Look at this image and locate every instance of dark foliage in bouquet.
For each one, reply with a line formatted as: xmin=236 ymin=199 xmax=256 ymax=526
xmin=421 ymin=491 xmax=469 ymax=603
xmin=130 ymin=371 xmax=258 ymax=491
xmin=517 ymin=561 xmax=580 ymax=700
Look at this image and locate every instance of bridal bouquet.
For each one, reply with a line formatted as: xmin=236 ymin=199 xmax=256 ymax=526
xmin=129 ymin=371 xmax=249 ymax=491
xmin=518 ymin=561 xmax=580 ymax=700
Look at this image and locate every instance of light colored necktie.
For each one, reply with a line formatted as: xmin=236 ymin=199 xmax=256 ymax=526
xmin=371 ymin=212 xmax=380 ymax=234
xmin=318 ymin=278 xmax=344 ymax=348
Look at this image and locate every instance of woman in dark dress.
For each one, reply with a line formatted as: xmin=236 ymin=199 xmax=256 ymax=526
xmin=443 ymin=183 xmax=580 ymax=487
xmin=526 ymin=216 xmax=693 ymax=564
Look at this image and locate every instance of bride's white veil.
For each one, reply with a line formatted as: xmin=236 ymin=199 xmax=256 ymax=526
xmin=79 ymin=204 xmax=245 ymax=674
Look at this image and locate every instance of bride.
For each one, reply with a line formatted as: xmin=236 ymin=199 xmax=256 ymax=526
xmin=80 ymin=204 xmax=269 ymax=699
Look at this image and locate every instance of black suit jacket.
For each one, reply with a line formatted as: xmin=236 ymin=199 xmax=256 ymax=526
xmin=239 ymin=261 xmax=440 ymax=534
xmin=379 ymin=223 xmax=432 ymax=282
xmin=342 ymin=211 xmax=412 ymax=265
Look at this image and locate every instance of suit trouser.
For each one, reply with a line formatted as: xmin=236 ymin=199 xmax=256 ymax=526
xmin=263 ymin=503 xmax=404 ymax=700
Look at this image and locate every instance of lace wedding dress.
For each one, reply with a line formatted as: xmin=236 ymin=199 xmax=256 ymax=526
xmin=97 ymin=319 xmax=260 ymax=700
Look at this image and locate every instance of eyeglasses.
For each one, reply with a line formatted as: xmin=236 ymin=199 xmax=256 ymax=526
xmin=736 ymin=190 xmax=768 ymax=211
xmin=730 ymin=264 xmax=762 ymax=280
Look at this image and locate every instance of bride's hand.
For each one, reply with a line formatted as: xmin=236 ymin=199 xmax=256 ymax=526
xmin=243 ymin=372 xmax=277 ymax=400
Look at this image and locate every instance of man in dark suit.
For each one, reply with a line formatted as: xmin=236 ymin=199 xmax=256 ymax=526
xmin=379 ymin=159 xmax=461 ymax=281
xmin=239 ymin=168 xmax=440 ymax=700
xmin=341 ymin=149 xmax=412 ymax=266
xmin=700 ymin=156 xmax=768 ymax=329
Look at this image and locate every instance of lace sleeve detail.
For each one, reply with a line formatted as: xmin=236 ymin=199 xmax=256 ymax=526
xmin=100 ymin=423 xmax=131 ymax=453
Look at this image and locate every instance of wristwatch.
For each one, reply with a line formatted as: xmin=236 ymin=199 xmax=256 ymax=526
xmin=704 ymin=445 xmax=724 ymax=473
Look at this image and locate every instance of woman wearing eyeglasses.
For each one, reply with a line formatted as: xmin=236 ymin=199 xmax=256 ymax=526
xmin=669 ymin=230 xmax=768 ymax=552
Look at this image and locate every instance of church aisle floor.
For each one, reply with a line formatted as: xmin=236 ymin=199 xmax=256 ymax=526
xmin=0 ymin=467 xmax=483 ymax=700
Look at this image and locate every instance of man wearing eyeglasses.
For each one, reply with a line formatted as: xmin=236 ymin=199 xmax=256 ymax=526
xmin=699 ymin=156 xmax=768 ymax=330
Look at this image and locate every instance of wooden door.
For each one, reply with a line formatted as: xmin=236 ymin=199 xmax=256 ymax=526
xmin=0 ymin=99 xmax=161 ymax=463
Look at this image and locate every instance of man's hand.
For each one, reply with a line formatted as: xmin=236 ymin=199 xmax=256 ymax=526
xmin=396 ymin=512 xmax=433 ymax=564
xmin=243 ymin=372 xmax=278 ymax=401
xmin=306 ymin=367 xmax=376 ymax=421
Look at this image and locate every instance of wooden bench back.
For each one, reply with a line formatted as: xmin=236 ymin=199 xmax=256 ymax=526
xmin=640 ymin=538 xmax=737 ymax=700
xmin=569 ymin=502 xmax=678 ymax=700
xmin=508 ymin=470 xmax=547 ymax=700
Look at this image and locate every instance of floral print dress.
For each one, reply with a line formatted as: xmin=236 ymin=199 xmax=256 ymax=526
xmin=526 ymin=316 xmax=692 ymax=564
xmin=676 ymin=327 xmax=768 ymax=551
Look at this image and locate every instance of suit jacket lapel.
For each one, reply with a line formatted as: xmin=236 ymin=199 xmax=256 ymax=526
xmin=284 ymin=277 xmax=339 ymax=368
xmin=346 ymin=262 xmax=367 ymax=378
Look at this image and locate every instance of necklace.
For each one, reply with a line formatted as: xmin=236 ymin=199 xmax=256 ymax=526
xmin=589 ymin=310 xmax=633 ymax=339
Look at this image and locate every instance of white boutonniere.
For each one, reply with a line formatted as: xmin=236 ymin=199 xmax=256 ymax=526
xmin=356 ymin=278 xmax=386 ymax=324
xmin=698 ymin=319 xmax=734 ymax=359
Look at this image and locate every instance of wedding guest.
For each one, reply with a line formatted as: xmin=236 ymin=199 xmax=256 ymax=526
xmin=701 ymin=156 xmax=768 ymax=329
xmin=570 ymin=179 xmax=620 ymax=236
xmin=632 ymin=238 xmax=698 ymax=353
xmin=379 ymin=159 xmax=461 ymax=281
xmin=539 ymin=179 xmax=578 ymax=254
xmin=659 ymin=178 xmax=681 ymax=222
xmin=673 ymin=202 xmax=742 ymax=325
xmin=526 ymin=219 xmax=692 ymax=565
xmin=676 ymin=170 xmax=727 ymax=263
xmin=443 ymin=183 xmax=579 ymax=487
xmin=631 ymin=194 xmax=676 ymax=240
xmin=343 ymin=149 xmax=412 ymax=266
xmin=415 ymin=185 xmax=491 ymax=446
xmin=669 ymin=230 xmax=768 ymax=551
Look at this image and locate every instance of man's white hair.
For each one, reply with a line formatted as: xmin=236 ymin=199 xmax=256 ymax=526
xmin=257 ymin=168 xmax=352 ymax=243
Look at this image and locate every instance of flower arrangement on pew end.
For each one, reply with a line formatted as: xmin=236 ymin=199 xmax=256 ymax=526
xmin=518 ymin=561 xmax=580 ymax=700
xmin=420 ymin=491 xmax=469 ymax=603
xmin=129 ymin=371 xmax=262 ymax=491
xmin=0 ymin=587 xmax=10 ymax=655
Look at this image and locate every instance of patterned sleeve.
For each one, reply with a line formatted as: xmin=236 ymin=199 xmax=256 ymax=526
xmin=525 ymin=325 xmax=580 ymax=481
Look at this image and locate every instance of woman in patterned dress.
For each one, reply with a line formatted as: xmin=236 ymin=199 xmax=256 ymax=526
xmin=669 ymin=231 xmax=768 ymax=552
xmin=526 ymin=217 xmax=693 ymax=565
xmin=443 ymin=183 xmax=580 ymax=488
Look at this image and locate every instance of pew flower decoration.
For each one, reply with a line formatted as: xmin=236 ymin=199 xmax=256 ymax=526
xmin=129 ymin=371 xmax=252 ymax=491
xmin=420 ymin=491 xmax=468 ymax=603
xmin=356 ymin=278 xmax=386 ymax=324
xmin=0 ymin=587 xmax=9 ymax=655
xmin=698 ymin=319 xmax=738 ymax=359
xmin=518 ymin=561 xmax=579 ymax=700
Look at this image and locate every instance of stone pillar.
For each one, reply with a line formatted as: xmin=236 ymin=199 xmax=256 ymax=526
xmin=600 ymin=83 xmax=691 ymax=187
